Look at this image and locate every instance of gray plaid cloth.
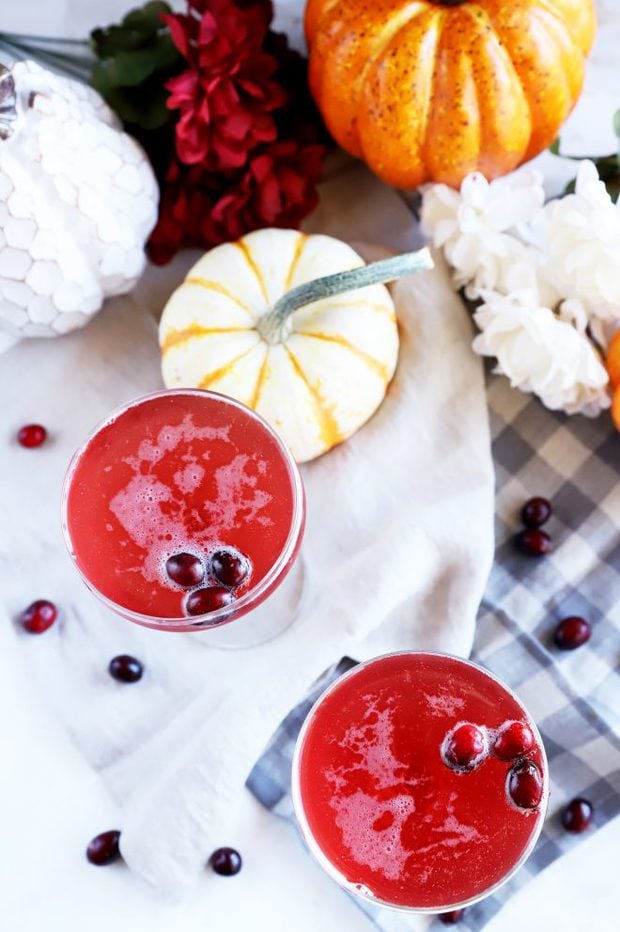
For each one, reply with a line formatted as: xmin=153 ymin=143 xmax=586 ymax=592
xmin=247 ymin=372 xmax=620 ymax=930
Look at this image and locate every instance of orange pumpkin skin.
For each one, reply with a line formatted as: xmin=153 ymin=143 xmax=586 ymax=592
xmin=305 ymin=0 xmax=596 ymax=189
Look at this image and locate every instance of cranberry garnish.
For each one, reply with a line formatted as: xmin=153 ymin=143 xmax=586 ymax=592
xmin=166 ymin=552 xmax=205 ymax=587
xmin=211 ymin=549 xmax=249 ymax=588
xmin=554 ymin=616 xmax=591 ymax=650
xmin=442 ymin=722 xmax=487 ymax=771
xmin=439 ymin=910 xmax=464 ymax=925
xmin=209 ymin=847 xmax=242 ymax=876
xmin=186 ymin=586 xmax=234 ymax=616
xmin=492 ymin=721 xmax=535 ymax=761
xmin=86 ymin=830 xmax=122 ymax=866
xmin=562 ymin=798 xmax=593 ymax=834
xmin=17 ymin=423 xmax=47 ymax=448
xmin=109 ymin=655 xmax=143 ymax=683
xmin=521 ymin=497 xmax=552 ymax=528
xmin=507 ymin=759 xmax=543 ymax=810
xmin=20 ymin=599 xmax=57 ymax=634
xmin=514 ymin=528 xmax=553 ymax=557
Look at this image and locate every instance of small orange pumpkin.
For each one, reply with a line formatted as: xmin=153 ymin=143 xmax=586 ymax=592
xmin=305 ymin=0 xmax=596 ymax=189
xmin=607 ymin=330 xmax=620 ymax=430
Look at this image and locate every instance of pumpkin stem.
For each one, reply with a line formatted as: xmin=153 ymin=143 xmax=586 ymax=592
xmin=258 ymin=246 xmax=434 ymax=344
xmin=0 ymin=65 xmax=17 ymax=141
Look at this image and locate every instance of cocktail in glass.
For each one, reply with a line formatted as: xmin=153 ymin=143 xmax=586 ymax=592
xmin=62 ymin=389 xmax=305 ymax=647
xmin=293 ymin=651 xmax=548 ymax=913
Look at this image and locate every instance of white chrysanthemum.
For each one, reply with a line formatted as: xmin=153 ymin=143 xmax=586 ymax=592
xmin=545 ymin=160 xmax=620 ymax=323
xmin=421 ymin=171 xmax=556 ymax=303
xmin=472 ymin=290 xmax=611 ymax=416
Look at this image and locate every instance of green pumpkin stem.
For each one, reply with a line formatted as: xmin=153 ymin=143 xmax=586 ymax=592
xmin=257 ymin=246 xmax=434 ymax=345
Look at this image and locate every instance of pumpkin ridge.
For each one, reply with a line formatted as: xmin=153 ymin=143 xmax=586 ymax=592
xmin=284 ymin=345 xmax=343 ymax=449
xmin=161 ymin=325 xmax=252 ymax=354
xmin=235 ymin=239 xmax=270 ymax=306
xmin=296 ymin=330 xmax=391 ymax=382
xmin=184 ymin=277 xmax=255 ymax=318
xmin=537 ymin=0 xmax=594 ymax=50
xmin=284 ymin=233 xmax=309 ymax=291
xmin=197 ymin=344 xmax=260 ymax=390
xmin=249 ymin=352 xmax=270 ymax=409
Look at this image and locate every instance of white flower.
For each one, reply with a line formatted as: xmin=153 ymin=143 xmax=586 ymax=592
xmin=472 ymin=290 xmax=611 ymax=416
xmin=421 ymin=171 xmax=553 ymax=302
xmin=545 ymin=160 xmax=620 ymax=323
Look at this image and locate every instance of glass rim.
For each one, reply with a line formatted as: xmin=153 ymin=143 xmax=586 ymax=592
xmin=291 ymin=649 xmax=550 ymax=915
xmin=61 ymin=387 xmax=305 ymax=630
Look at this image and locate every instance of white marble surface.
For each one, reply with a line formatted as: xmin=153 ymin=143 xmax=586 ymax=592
xmin=1 ymin=2 xmax=619 ymax=931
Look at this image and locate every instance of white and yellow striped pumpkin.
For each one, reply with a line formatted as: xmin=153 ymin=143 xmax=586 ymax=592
xmin=159 ymin=228 xmax=432 ymax=462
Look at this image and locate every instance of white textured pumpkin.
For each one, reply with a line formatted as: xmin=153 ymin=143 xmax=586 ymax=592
xmin=0 ymin=60 xmax=158 ymax=351
xmin=160 ymin=228 xmax=432 ymax=462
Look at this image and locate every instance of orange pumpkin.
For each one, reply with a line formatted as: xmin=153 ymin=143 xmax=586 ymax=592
xmin=607 ymin=330 xmax=620 ymax=430
xmin=305 ymin=0 xmax=596 ymax=189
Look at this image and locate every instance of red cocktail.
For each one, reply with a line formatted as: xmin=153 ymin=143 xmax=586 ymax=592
xmin=293 ymin=652 xmax=548 ymax=912
xmin=62 ymin=389 xmax=304 ymax=645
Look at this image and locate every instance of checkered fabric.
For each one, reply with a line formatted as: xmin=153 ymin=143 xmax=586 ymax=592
xmin=246 ymin=372 xmax=620 ymax=931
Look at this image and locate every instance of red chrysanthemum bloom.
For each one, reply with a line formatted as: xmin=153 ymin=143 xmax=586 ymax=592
xmin=164 ymin=0 xmax=286 ymax=169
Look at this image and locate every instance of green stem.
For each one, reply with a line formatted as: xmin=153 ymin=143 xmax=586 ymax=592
xmin=0 ymin=32 xmax=89 ymax=47
xmin=257 ymin=246 xmax=433 ymax=344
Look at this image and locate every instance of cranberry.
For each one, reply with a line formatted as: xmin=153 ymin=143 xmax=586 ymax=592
xmin=209 ymin=847 xmax=242 ymax=876
xmin=20 ymin=599 xmax=57 ymax=634
xmin=507 ymin=759 xmax=543 ymax=810
xmin=166 ymin=552 xmax=205 ymax=587
xmin=554 ymin=616 xmax=591 ymax=650
xmin=439 ymin=910 xmax=464 ymax=925
xmin=109 ymin=655 xmax=143 ymax=683
xmin=86 ymin=830 xmax=121 ymax=866
xmin=562 ymin=798 xmax=593 ymax=834
xmin=186 ymin=586 xmax=234 ymax=616
xmin=492 ymin=721 xmax=535 ymax=761
xmin=442 ymin=723 xmax=487 ymax=771
xmin=17 ymin=423 xmax=47 ymax=448
xmin=521 ymin=497 xmax=552 ymax=528
xmin=514 ymin=528 xmax=553 ymax=557
xmin=211 ymin=549 xmax=249 ymax=588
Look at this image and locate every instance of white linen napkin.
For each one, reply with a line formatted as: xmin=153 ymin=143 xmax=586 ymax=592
xmin=0 ymin=157 xmax=494 ymax=895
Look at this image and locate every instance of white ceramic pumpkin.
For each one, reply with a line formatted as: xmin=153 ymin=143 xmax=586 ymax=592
xmin=160 ymin=228 xmax=432 ymax=462
xmin=0 ymin=60 xmax=158 ymax=351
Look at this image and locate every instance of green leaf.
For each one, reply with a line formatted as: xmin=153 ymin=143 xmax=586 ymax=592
xmin=549 ymin=137 xmax=561 ymax=156
xmin=613 ymin=109 xmax=620 ymax=140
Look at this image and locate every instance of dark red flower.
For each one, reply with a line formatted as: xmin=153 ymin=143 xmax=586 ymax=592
xmin=164 ymin=0 xmax=285 ymax=169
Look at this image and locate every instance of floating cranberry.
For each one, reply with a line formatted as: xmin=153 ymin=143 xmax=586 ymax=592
xmin=554 ymin=616 xmax=591 ymax=650
xmin=507 ymin=759 xmax=543 ymax=810
xmin=86 ymin=830 xmax=122 ymax=866
xmin=439 ymin=910 xmax=464 ymax=925
xmin=210 ymin=847 xmax=242 ymax=876
xmin=211 ymin=549 xmax=249 ymax=588
xmin=20 ymin=599 xmax=57 ymax=634
xmin=562 ymin=798 xmax=593 ymax=834
xmin=17 ymin=423 xmax=47 ymax=448
xmin=166 ymin=552 xmax=205 ymax=587
xmin=186 ymin=586 xmax=234 ymax=616
xmin=521 ymin=497 xmax=552 ymax=528
xmin=442 ymin=723 xmax=487 ymax=771
xmin=492 ymin=721 xmax=535 ymax=761
xmin=514 ymin=528 xmax=553 ymax=557
xmin=109 ymin=655 xmax=143 ymax=683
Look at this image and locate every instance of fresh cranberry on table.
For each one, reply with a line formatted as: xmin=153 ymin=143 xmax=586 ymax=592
xmin=439 ymin=909 xmax=464 ymax=925
xmin=562 ymin=798 xmax=593 ymax=834
xmin=165 ymin=552 xmax=205 ymax=587
xmin=86 ymin=830 xmax=122 ymax=866
xmin=20 ymin=599 xmax=57 ymax=634
xmin=211 ymin=549 xmax=249 ymax=588
xmin=492 ymin=721 xmax=535 ymax=761
xmin=186 ymin=586 xmax=234 ymax=616
xmin=17 ymin=423 xmax=47 ymax=448
xmin=210 ymin=847 xmax=242 ymax=876
xmin=553 ymin=616 xmax=591 ymax=650
xmin=514 ymin=528 xmax=553 ymax=557
xmin=507 ymin=759 xmax=543 ymax=810
xmin=521 ymin=497 xmax=552 ymax=528
xmin=108 ymin=655 xmax=143 ymax=683
xmin=442 ymin=723 xmax=487 ymax=771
